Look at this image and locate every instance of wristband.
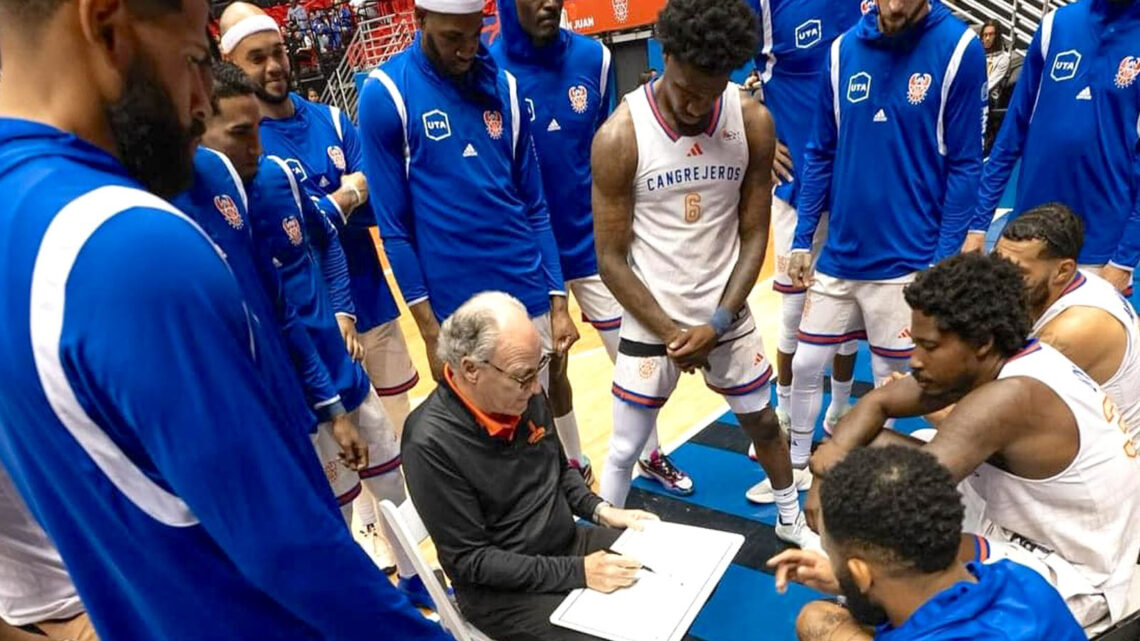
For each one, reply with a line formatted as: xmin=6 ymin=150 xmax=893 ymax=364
xmin=710 ymin=307 xmax=734 ymax=337
xmin=346 ymin=184 xmax=363 ymax=207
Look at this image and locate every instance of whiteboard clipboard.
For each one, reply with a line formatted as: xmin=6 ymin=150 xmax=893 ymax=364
xmin=549 ymin=521 xmax=744 ymax=641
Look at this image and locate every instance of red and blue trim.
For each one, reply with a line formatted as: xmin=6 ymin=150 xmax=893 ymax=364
xmin=707 ymin=365 xmax=774 ymax=397
xmin=797 ymin=329 xmax=868 ymax=345
xmin=612 ymin=383 xmax=668 ymax=409
xmin=336 ymin=482 xmax=363 ymax=506
xmin=869 ymin=344 xmax=914 ymax=360
xmin=972 ymin=534 xmax=991 ymax=562
xmin=643 ymin=82 xmax=723 ymax=142
xmin=1060 ymin=272 xmax=1087 ymax=296
xmin=359 ymin=455 xmax=402 ymax=480
xmin=582 ymin=313 xmax=621 ymax=331
xmin=375 ymin=372 xmax=420 ymax=397
xmin=773 ymin=282 xmax=808 ymax=294
xmin=1007 ymin=339 xmax=1042 ymax=363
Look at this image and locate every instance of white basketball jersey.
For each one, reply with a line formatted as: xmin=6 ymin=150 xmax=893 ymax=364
xmin=968 ymin=340 xmax=1140 ymax=620
xmin=622 ymin=82 xmax=751 ymax=344
xmin=0 ymin=466 xmax=83 ymax=625
xmin=1034 ymin=270 xmax=1140 ymax=439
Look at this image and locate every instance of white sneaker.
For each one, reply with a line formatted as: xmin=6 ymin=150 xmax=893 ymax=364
xmin=358 ymin=524 xmax=396 ymax=574
xmin=774 ymin=512 xmax=822 ymax=550
xmin=824 ymin=405 xmax=851 ymax=435
xmin=748 ymin=407 xmax=792 ymax=461
xmin=745 ymin=467 xmax=813 ymax=504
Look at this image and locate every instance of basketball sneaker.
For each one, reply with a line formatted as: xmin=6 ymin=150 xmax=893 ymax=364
xmin=637 ymin=451 xmax=694 ymax=496
xmin=748 ymin=406 xmax=791 ymax=461
xmin=358 ymin=523 xmax=396 ymax=575
xmin=745 ymin=466 xmax=813 ymax=504
xmin=569 ymin=455 xmax=594 ymax=486
xmin=823 ymin=405 xmax=851 ymax=435
xmin=775 ymin=512 xmax=822 ymax=550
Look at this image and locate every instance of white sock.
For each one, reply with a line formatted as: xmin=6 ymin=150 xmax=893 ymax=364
xmin=352 ymin=486 xmax=379 ymax=529
xmin=554 ymin=410 xmax=584 ymax=463
xmin=828 ymin=377 xmax=853 ymax=415
xmin=601 ymin=401 xmax=659 ymax=507
xmin=776 ymin=383 xmax=792 ymax=412
xmin=773 ymin=483 xmax=800 ymax=524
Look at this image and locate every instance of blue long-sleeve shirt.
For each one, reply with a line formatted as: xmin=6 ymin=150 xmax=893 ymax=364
xmin=260 ymin=94 xmax=403 ymax=332
xmin=248 ymin=155 xmax=371 ymax=413
xmin=359 ymin=35 xmax=565 ymax=321
xmin=490 ymin=0 xmax=614 ymax=281
xmin=795 ymin=1 xmax=986 ymax=280
xmin=0 ymin=118 xmax=450 ymax=641
xmin=749 ymin=0 xmax=866 ymax=207
xmin=971 ymin=0 xmax=1140 ymax=269
xmin=173 ymin=147 xmax=342 ymax=425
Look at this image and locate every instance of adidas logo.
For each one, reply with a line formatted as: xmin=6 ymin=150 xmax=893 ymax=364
xmin=318 ymin=177 xmax=330 ymax=188
xmin=547 ymin=118 xmax=561 ymax=132
xmin=898 ymin=327 xmax=912 ymax=339
xmin=873 ymin=109 xmax=888 ymax=122
xmin=1076 ymin=86 xmax=1092 ymax=100
xmin=462 ymin=144 xmax=478 ymax=158
xmin=686 ymin=143 xmax=704 ymax=157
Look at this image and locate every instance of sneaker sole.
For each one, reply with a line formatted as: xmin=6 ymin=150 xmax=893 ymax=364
xmin=637 ymin=468 xmax=695 ymax=496
xmin=744 ymin=478 xmax=813 ymax=504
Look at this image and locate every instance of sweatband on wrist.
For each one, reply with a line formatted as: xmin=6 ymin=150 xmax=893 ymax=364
xmin=710 ymin=307 xmax=734 ymax=337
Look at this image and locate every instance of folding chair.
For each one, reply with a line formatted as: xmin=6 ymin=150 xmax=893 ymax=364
xmin=379 ymin=499 xmax=497 ymax=641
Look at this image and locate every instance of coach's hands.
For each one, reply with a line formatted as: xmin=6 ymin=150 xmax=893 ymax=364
xmin=550 ymin=296 xmax=580 ymax=356
xmin=337 ymin=314 xmax=365 ymax=362
xmin=788 ymin=252 xmax=815 ymax=290
xmin=584 ymin=550 xmax=642 ymax=593
xmin=668 ymin=325 xmax=717 ymax=372
xmin=767 ymin=549 xmax=840 ymax=595
xmin=772 ymin=140 xmax=794 ymax=186
xmin=596 ymin=505 xmax=660 ymax=531
xmin=960 ymin=232 xmax=985 ymax=254
xmin=331 ymin=413 xmax=369 ymax=471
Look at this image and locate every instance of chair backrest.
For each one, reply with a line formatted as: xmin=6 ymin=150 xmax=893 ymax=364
xmin=379 ymin=499 xmax=474 ymax=641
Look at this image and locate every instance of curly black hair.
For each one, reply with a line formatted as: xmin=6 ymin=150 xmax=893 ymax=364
xmin=1000 ymin=203 xmax=1084 ymax=261
xmin=655 ymin=0 xmax=758 ymax=76
xmin=904 ymin=253 xmax=1031 ymax=359
xmin=822 ymin=446 xmax=963 ymax=574
xmin=212 ymin=60 xmax=258 ymax=100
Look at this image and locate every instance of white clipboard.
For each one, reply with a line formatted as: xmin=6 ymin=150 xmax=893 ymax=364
xmin=550 ymin=521 xmax=744 ymax=641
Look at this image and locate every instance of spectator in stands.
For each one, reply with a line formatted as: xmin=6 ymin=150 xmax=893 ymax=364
xmin=966 ymin=0 xmax=1140 ymax=294
xmin=307 ymin=87 xmax=322 ymax=102
xmin=981 ymin=19 xmax=1009 ymax=95
xmin=770 ymin=446 xmax=1086 ymax=641
xmin=288 ymin=0 xmax=310 ymax=31
xmin=402 ymin=291 xmax=659 ymax=641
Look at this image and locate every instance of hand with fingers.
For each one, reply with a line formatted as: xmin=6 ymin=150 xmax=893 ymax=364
xmin=330 ymin=413 xmax=368 ymax=471
xmin=584 ymin=550 xmax=643 ymax=593
xmin=667 ymin=326 xmax=717 ymax=373
xmin=766 ymin=548 xmax=840 ymax=595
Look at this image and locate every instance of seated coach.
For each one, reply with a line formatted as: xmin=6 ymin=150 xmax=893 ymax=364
xmin=402 ymin=291 xmax=658 ymax=641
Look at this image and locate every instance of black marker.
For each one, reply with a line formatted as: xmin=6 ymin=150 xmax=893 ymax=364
xmin=603 ymin=548 xmax=656 ymax=574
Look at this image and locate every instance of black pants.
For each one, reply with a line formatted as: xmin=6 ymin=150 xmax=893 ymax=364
xmin=457 ymin=525 xmax=623 ymax=641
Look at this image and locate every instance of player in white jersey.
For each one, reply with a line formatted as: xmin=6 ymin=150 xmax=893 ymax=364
xmin=0 ymin=467 xmax=96 ymax=641
xmin=994 ymin=203 xmax=1140 ymax=439
xmin=593 ymin=0 xmax=815 ymax=547
xmin=808 ymin=253 xmax=1140 ymax=633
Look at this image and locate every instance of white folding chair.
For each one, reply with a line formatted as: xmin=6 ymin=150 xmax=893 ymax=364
xmin=379 ymin=499 xmax=497 ymax=641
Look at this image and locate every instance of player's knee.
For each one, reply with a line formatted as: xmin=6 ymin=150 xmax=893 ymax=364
xmin=779 ymin=294 xmax=805 ymax=354
xmin=791 ymin=345 xmax=829 ymax=382
xmin=740 ymin=407 xmax=782 ymax=445
xmin=795 ymin=601 xmax=848 ymax=641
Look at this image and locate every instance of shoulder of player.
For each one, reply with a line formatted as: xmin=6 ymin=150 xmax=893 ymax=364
xmin=740 ymin=97 xmax=776 ymax=154
xmin=591 ymin=102 xmax=636 ymax=173
xmin=1039 ymin=306 xmax=1123 ymax=357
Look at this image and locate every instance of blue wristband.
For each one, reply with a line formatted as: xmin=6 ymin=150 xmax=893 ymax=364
xmin=710 ymin=307 xmax=734 ymax=337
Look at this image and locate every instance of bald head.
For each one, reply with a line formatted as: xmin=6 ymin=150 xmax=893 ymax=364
xmin=438 ymin=292 xmax=536 ymax=369
xmin=220 ymin=1 xmax=290 ymax=104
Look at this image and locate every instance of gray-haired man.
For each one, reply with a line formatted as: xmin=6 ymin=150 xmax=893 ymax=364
xmin=401 ymin=291 xmax=657 ymax=641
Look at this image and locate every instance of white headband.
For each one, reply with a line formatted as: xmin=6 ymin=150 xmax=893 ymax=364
xmin=220 ymin=15 xmax=281 ymax=54
xmin=415 ymin=0 xmax=484 ymax=14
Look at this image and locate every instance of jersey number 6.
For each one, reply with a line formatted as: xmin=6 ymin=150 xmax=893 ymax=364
xmin=683 ymin=193 xmax=702 ymax=223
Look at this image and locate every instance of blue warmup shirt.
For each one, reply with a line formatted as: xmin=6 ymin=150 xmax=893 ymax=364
xmin=0 ymin=119 xmax=450 ymax=641
xmin=750 ymin=0 xmax=865 ymax=207
xmin=875 ymin=561 xmax=1085 ymax=641
xmin=491 ymin=0 xmax=614 ymax=281
xmin=248 ymin=155 xmax=371 ymax=413
xmin=172 ymin=147 xmax=342 ymax=426
xmin=795 ymin=1 xmax=986 ymax=280
xmin=260 ymin=94 xmax=402 ymax=332
xmin=359 ymin=35 xmax=565 ymax=321
xmin=972 ymin=0 xmax=1140 ymax=268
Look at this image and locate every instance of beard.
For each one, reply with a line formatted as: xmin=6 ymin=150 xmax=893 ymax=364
xmin=256 ymin=78 xmax=292 ymax=105
xmin=838 ymin=572 xmax=889 ymax=627
xmin=106 ymin=56 xmax=204 ymax=198
xmin=1025 ymin=276 xmax=1052 ymax=319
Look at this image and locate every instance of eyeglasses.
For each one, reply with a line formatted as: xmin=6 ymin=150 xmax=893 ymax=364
xmin=482 ymin=353 xmax=552 ymax=389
